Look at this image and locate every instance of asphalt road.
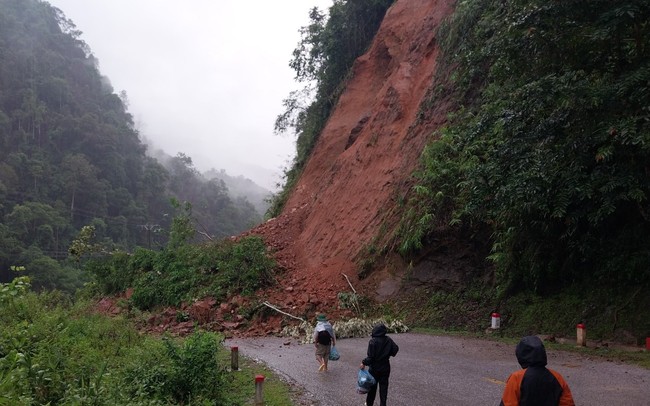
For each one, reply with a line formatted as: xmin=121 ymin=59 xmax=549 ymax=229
xmin=226 ymin=333 xmax=650 ymax=406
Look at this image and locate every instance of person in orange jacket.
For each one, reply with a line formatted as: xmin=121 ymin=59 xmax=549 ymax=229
xmin=500 ymin=335 xmax=575 ymax=406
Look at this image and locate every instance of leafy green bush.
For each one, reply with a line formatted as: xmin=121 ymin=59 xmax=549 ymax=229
xmin=84 ymin=250 xmax=135 ymax=295
xmin=120 ymin=331 xmax=226 ymax=405
xmin=399 ymin=0 xmax=650 ymax=293
xmin=0 ymin=277 xmax=233 ymax=405
xmin=86 ymin=236 xmax=276 ymax=310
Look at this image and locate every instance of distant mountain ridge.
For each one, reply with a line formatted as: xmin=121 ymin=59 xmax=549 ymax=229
xmin=145 ymin=144 xmax=271 ymax=217
xmin=204 ymin=169 xmax=271 ymax=216
xmin=0 ymin=0 xmax=262 ymax=287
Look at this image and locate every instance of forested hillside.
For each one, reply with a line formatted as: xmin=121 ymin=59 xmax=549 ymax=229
xmin=398 ymin=0 xmax=650 ymax=294
xmin=204 ymin=168 xmax=271 ymax=215
xmin=0 ymin=0 xmax=261 ymax=290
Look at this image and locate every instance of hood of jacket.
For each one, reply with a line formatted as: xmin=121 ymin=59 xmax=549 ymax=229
xmin=516 ymin=336 xmax=548 ymax=368
xmin=371 ymin=323 xmax=387 ymax=337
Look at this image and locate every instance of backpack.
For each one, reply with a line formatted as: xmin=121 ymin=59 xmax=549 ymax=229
xmin=317 ymin=330 xmax=331 ymax=345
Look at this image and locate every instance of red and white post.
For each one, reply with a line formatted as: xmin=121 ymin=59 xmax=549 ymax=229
xmin=254 ymin=375 xmax=265 ymax=405
xmin=491 ymin=312 xmax=501 ymax=329
xmin=576 ymin=323 xmax=586 ymax=347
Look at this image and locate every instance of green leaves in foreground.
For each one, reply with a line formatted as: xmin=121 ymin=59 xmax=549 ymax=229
xmin=0 ymin=281 xmax=230 ymax=405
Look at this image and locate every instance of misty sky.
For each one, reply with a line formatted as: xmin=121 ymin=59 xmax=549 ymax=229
xmin=46 ymin=0 xmax=333 ymax=190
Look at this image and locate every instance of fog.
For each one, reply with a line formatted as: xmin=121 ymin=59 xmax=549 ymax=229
xmin=46 ymin=0 xmax=333 ymax=190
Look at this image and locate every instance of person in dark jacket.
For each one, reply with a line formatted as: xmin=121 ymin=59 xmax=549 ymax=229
xmin=500 ymin=335 xmax=575 ymax=406
xmin=359 ymin=323 xmax=399 ymax=406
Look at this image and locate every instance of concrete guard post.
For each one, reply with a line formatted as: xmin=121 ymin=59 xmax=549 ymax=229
xmin=491 ymin=312 xmax=501 ymax=329
xmin=576 ymin=323 xmax=586 ymax=347
xmin=255 ymin=375 xmax=265 ymax=405
xmin=231 ymin=346 xmax=239 ymax=371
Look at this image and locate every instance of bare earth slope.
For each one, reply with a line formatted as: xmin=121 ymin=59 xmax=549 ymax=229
xmin=244 ymin=0 xmax=456 ymax=328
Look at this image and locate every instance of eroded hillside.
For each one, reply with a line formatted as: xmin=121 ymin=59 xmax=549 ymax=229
xmin=244 ymin=0 xmax=458 ymax=327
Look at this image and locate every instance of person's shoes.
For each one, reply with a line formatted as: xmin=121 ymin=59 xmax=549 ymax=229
xmin=318 ymin=363 xmax=325 ymax=371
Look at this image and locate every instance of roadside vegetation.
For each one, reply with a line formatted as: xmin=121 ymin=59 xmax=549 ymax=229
xmin=389 ymin=1 xmax=650 ymax=343
xmin=0 ymin=205 xmax=283 ymax=405
xmin=0 ymin=275 xmax=296 ymax=405
xmin=391 ymin=281 xmax=649 ymax=347
xmin=1 ymin=176 xmax=280 ymax=404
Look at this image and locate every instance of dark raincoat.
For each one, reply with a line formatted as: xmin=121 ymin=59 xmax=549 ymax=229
xmin=362 ymin=324 xmax=399 ymax=373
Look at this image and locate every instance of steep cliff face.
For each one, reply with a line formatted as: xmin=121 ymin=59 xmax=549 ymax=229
xmin=248 ymin=0 xmax=457 ymax=321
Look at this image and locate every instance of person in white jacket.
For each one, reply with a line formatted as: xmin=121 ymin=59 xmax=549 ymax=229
xmin=312 ymin=314 xmax=336 ymax=371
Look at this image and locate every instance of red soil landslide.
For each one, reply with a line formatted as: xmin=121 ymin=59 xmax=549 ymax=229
xmin=240 ymin=0 xmax=456 ymax=335
xmin=98 ymin=0 xmax=457 ymax=338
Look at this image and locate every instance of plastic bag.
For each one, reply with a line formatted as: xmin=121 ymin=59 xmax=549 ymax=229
xmin=329 ymin=346 xmax=340 ymax=361
xmin=356 ymin=369 xmax=376 ymax=394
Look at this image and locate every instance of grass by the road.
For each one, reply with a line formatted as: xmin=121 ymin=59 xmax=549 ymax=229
xmin=219 ymin=347 xmax=304 ymax=405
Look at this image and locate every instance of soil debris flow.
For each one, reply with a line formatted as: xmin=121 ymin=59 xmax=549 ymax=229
xmin=240 ymin=0 xmax=457 ymax=335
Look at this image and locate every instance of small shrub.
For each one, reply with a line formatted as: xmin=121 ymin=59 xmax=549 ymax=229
xmin=121 ymin=331 xmax=226 ymax=404
xmin=85 ymin=251 xmax=134 ymax=295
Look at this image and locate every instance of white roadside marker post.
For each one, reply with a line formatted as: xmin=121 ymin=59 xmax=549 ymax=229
xmin=576 ymin=323 xmax=586 ymax=347
xmin=491 ymin=312 xmax=501 ymax=329
xmin=255 ymin=375 xmax=265 ymax=405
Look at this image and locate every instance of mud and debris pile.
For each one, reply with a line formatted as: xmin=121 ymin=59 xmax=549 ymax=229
xmin=232 ymin=0 xmax=456 ymax=336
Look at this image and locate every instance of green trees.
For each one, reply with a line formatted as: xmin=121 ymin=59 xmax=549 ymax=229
xmin=402 ymin=0 xmax=650 ymax=293
xmin=271 ymin=0 xmax=396 ymax=216
xmin=0 ymin=0 xmax=264 ymax=288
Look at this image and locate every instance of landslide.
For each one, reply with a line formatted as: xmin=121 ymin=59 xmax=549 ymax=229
xmin=242 ymin=0 xmax=460 ymax=329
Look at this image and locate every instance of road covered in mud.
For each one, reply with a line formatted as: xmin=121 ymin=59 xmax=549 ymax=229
xmin=226 ymin=333 xmax=649 ymax=406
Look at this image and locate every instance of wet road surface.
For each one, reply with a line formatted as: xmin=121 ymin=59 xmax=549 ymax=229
xmin=226 ymin=333 xmax=650 ymax=406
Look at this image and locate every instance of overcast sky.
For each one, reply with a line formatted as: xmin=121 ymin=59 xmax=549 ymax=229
xmin=46 ymin=0 xmax=332 ymax=190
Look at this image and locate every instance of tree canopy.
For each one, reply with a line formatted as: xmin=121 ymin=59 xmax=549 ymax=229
xmin=0 ymin=0 xmax=261 ymax=289
xmin=399 ymin=0 xmax=650 ymax=293
xmin=270 ymin=0 xmax=396 ymax=216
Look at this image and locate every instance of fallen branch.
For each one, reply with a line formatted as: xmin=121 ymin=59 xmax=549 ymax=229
xmin=341 ymin=273 xmax=357 ymax=293
xmin=341 ymin=273 xmax=361 ymax=315
xmin=262 ymin=301 xmax=306 ymax=322
xmin=197 ymin=230 xmax=214 ymax=241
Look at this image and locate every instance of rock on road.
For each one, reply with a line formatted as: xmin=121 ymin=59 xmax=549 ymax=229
xmin=226 ymin=333 xmax=650 ymax=406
